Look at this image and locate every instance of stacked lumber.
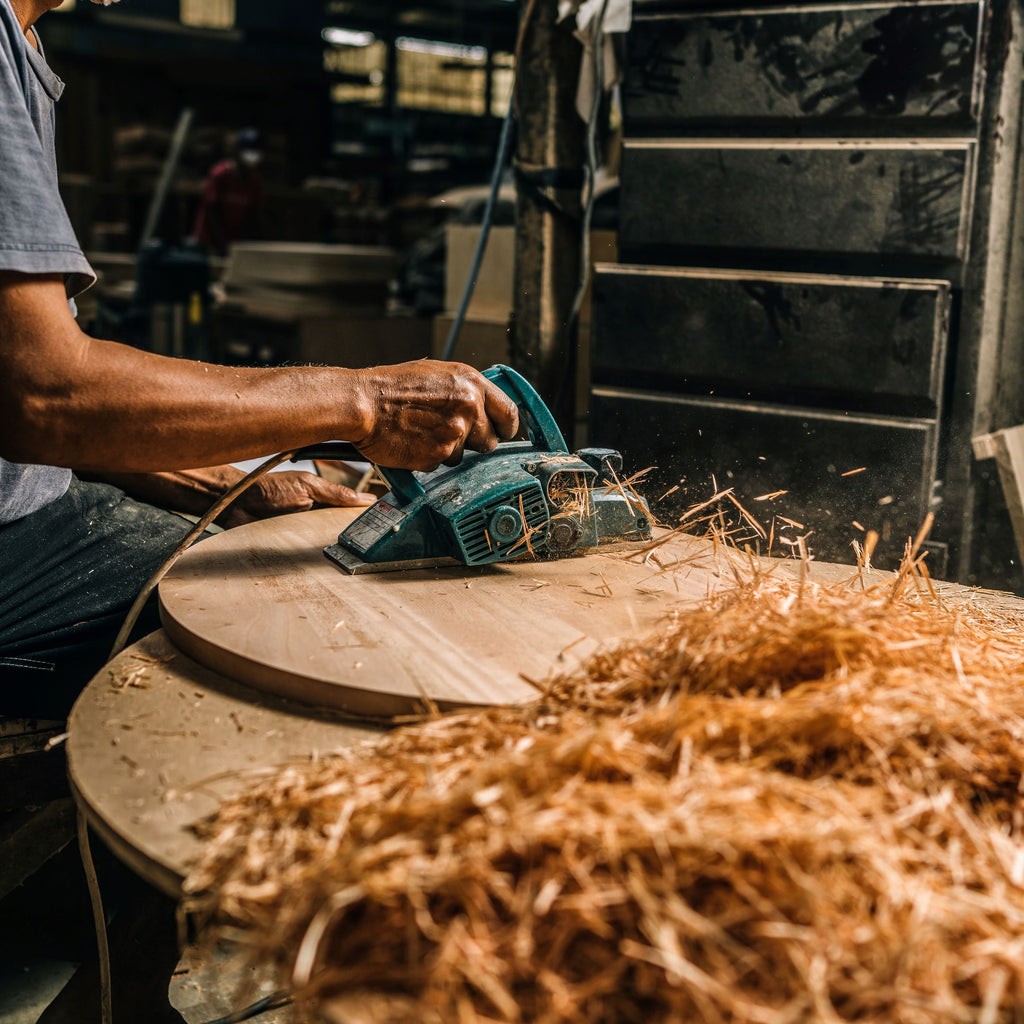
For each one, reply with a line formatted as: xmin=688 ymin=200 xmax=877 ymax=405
xmin=218 ymin=242 xmax=399 ymax=319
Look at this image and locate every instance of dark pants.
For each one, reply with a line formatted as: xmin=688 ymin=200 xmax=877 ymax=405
xmin=0 ymin=478 xmax=198 ymax=718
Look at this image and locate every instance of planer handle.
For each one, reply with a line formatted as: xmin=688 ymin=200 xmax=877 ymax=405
xmin=483 ymin=363 xmax=567 ymax=454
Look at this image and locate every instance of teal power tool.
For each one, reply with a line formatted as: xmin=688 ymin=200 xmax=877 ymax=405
xmin=310 ymin=365 xmax=652 ymax=575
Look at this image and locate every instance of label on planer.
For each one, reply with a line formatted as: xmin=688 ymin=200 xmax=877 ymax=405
xmin=343 ymin=501 xmax=407 ymax=552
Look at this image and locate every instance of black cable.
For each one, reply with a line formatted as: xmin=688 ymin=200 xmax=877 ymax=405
xmin=108 ymin=449 xmax=298 ymax=660
xmin=198 ymin=988 xmax=293 ymax=1024
xmin=440 ymin=90 xmax=516 ymax=362
xmin=567 ymin=0 xmax=610 ymax=336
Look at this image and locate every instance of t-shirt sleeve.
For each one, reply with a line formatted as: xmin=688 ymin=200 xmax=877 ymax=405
xmin=0 ymin=16 xmax=95 ymax=298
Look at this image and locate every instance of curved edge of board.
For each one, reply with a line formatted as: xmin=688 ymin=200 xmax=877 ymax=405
xmin=158 ymin=597 xmax=499 ymax=717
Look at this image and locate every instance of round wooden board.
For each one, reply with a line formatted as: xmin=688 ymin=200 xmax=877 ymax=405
xmin=158 ymin=508 xmax=719 ymax=716
xmin=67 ymin=631 xmax=382 ymax=896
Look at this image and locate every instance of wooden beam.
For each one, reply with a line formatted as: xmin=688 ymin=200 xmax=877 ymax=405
xmin=511 ymin=0 xmax=584 ymax=430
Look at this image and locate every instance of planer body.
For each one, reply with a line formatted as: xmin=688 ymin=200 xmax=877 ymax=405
xmin=321 ymin=364 xmax=652 ymax=574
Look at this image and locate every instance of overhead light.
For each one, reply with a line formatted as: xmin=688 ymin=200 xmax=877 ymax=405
xmin=396 ymin=36 xmax=487 ymax=61
xmin=322 ymin=26 xmax=376 ymax=47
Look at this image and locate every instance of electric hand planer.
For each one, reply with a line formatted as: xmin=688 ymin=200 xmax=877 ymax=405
xmin=306 ymin=364 xmax=653 ymax=575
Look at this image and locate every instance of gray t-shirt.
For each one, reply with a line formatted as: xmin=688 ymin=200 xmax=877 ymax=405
xmin=0 ymin=1 xmax=96 ymax=524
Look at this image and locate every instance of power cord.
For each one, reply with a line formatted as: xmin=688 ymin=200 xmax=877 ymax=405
xmin=107 ymin=449 xmax=298 ymax=660
xmin=440 ymin=89 xmax=516 ymax=362
xmin=567 ymin=0 xmax=611 ymax=337
xmin=77 ymin=810 xmax=113 ymax=1024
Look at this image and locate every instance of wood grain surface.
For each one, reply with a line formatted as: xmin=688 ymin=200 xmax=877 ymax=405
xmin=67 ymin=631 xmax=382 ymax=896
xmin=158 ymin=508 xmax=718 ymax=716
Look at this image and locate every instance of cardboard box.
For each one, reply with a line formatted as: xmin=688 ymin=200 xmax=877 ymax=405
xmin=444 ymin=226 xmax=617 ymax=323
xmin=300 ymin=314 xmax=433 ymax=367
xmin=444 ymin=225 xmax=516 ymax=321
xmin=432 ymin=314 xmax=510 ymax=369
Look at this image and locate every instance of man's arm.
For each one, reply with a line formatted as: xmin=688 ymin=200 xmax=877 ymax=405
xmin=0 ymin=271 xmax=518 ymax=474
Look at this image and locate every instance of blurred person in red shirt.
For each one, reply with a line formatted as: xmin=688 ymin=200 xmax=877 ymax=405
xmin=192 ymin=127 xmax=265 ymax=255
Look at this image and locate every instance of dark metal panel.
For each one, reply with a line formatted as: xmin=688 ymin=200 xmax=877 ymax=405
xmin=590 ymin=387 xmax=937 ymax=567
xmin=619 ymin=140 xmax=974 ymax=261
xmin=625 ymin=2 xmax=983 ymax=131
xmin=591 ymin=265 xmax=950 ymax=410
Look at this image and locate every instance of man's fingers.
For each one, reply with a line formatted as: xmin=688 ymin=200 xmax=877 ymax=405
xmin=307 ymin=477 xmax=376 ymax=508
xmin=462 ymin=377 xmax=517 ymax=454
xmin=482 ymin=380 xmax=520 ymax=441
xmin=442 ymin=443 xmax=466 ymax=468
xmin=463 ymin=411 xmax=500 ymax=456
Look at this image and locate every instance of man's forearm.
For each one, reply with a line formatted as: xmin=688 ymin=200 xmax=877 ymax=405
xmin=0 ymin=274 xmax=370 ymax=471
xmin=89 ymin=467 xmax=245 ymax=517
xmin=6 ymin=336 xmax=369 ymax=471
xmin=0 ymin=272 xmax=518 ymax=475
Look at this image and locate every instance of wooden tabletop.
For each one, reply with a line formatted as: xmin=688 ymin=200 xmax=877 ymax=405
xmin=69 ymin=507 xmax=723 ymax=894
xmin=70 ymin=507 xmax=1022 ymax=896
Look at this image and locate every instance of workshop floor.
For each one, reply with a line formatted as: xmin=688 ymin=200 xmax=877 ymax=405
xmin=0 ymin=845 xmax=299 ymax=1024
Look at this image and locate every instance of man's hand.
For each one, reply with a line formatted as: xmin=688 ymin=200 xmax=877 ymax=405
xmin=219 ymin=470 xmax=374 ymax=528
xmin=347 ymin=360 xmax=520 ymax=471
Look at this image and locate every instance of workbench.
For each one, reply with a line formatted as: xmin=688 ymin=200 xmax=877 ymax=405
xmin=66 ymin=506 xmax=1018 ymax=897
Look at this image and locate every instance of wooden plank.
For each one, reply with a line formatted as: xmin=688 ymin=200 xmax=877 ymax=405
xmin=0 ymin=799 xmax=75 ymax=901
xmin=223 ymin=243 xmax=399 ymax=289
xmin=158 ymin=508 xmax=717 ymax=716
xmin=619 ymin=140 xmax=974 ymax=261
xmin=220 ymin=243 xmax=399 ymax=318
xmin=592 ymin=264 xmax=950 ymax=409
xmin=972 ymin=424 xmax=1024 ymax=566
xmin=625 ymin=2 xmax=983 ymax=130
xmin=589 ymin=387 xmax=938 ymax=568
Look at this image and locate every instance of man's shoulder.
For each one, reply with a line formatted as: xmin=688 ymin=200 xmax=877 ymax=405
xmin=0 ymin=1 xmax=25 ymax=73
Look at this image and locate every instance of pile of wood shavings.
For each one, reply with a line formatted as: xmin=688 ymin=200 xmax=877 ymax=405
xmin=184 ymin=557 xmax=1024 ymax=1023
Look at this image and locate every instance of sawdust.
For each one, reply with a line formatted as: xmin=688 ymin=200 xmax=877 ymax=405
xmin=183 ymin=525 xmax=1024 ymax=1023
